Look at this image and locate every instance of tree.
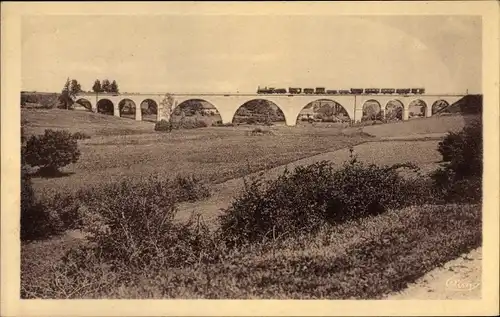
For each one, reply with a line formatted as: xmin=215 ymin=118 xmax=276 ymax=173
xmin=243 ymin=100 xmax=273 ymax=114
xmin=102 ymin=79 xmax=111 ymax=93
xmin=362 ymin=103 xmax=382 ymax=121
xmin=92 ymin=79 xmax=102 ymax=93
xmin=58 ymin=78 xmax=73 ymax=109
xmin=58 ymin=78 xmax=83 ymax=109
xmin=156 ymin=93 xmax=176 ymax=132
xmin=316 ymin=103 xmax=334 ymax=117
xmin=24 ymin=129 xmax=81 ymax=176
xmin=179 ymin=99 xmax=203 ymax=114
xmin=420 ymin=105 xmax=426 ymax=116
xmin=70 ymin=79 xmax=82 ymax=95
xmin=110 ymin=80 xmax=119 ymax=94
xmin=146 ymin=100 xmax=158 ymax=114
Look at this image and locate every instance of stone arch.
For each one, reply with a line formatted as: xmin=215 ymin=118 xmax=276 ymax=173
xmin=118 ymin=99 xmax=137 ymax=119
xmin=173 ymin=99 xmax=222 ymax=125
xmin=408 ymin=99 xmax=428 ymax=118
xmin=232 ymin=99 xmax=286 ymax=125
xmin=140 ymin=99 xmax=159 ymax=122
xmin=361 ymin=99 xmax=383 ymax=121
xmin=74 ymin=98 xmax=93 ymax=112
xmin=96 ymin=99 xmax=115 ymax=116
xmin=296 ymin=99 xmax=351 ymax=124
xmin=385 ymin=99 xmax=404 ymax=121
xmin=431 ymin=99 xmax=450 ymax=115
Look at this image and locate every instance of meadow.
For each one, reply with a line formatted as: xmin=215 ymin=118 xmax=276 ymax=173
xmin=20 ymin=107 xmax=482 ymax=299
xmin=22 ymin=109 xmax=371 ymax=202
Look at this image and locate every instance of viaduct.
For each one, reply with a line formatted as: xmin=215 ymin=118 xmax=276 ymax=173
xmin=72 ymin=92 xmax=467 ymax=126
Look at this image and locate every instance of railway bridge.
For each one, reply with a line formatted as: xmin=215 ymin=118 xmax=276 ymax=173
xmin=72 ymin=92 xmax=466 ymax=126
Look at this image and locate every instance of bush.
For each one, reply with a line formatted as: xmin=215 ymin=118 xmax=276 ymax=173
xmin=437 ymin=120 xmax=482 ymax=177
xmin=34 ymin=174 xmax=211 ymax=237
xmin=245 ymin=117 xmax=257 ymax=125
xmin=72 ymin=132 xmax=91 ymax=140
xmin=23 ymin=203 xmax=481 ymax=299
xmin=172 ymin=175 xmax=211 ymax=202
xmin=64 ymin=178 xmax=216 ymax=272
xmin=218 ymin=153 xmax=424 ymax=247
xmin=21 ymin=93 xmax=59 ymax=109
xmin=155 ymin=119 xmax=208 ymax=131
xmin=20 ymin=167 xmax=62 ymax=241
xmin=154 ymin=119 xmax=172 ymax=132
xmin=247 ymin=128 xmax=274 ymax=136
xmin=431 ymin=119 xmax=482 ymax=202
xmin=212 ymin=121 xmax=234 ymax=127
xmin=174 ymin=119 xmax=208 ymax=130
xmin=24 ymin=129 xmax=80 ymax=175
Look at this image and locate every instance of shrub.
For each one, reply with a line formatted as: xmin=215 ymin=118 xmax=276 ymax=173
xmin=20 ymin=173 xmax=213 ymax=244
xmin=155 ymin=119 xmax=208 ymax=131
xmin=23 ymin=203 xmax=481 ymax=299
xmin=72 ymin=132 xmax=91 ymax=140
xmin=20 ymin=167 xmax=62 ymax=241
xmin=43 ymin=192 xmax=86 ymax=231
xmin=431 ymin=119 xmax=482 ymax=202
xmin=21 ymin=93 xmax=59 ymax=109
xmin=437 ymin=120 xmax=482 ymax=177
xmin=212 ymin=121 xmax=234 ymax=127
xmin=66 ymin=178 xmax=217 ymax=272
xmin=24 ymin=129 xmax=80 ymax=175
xmin=174 ymin=119 xmax=208 ymax=130
xmin=218 ymin=154 xmax=424 ymax=247
xmin=247 ymin=128 xmax=274 ymax=136
xmin=154 ymin=119 xmax=172 ymax=132
xmin=172 ymin=175 xmax=211 ymax=202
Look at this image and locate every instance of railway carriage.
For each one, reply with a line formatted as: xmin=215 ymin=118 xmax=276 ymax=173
xmin=256 ymin=86 xmax=425 ymax=95
xmin=315 ymin=87 xmax=326 ymax=94
xmin=381 ymin=88 xmax=395 ymax=94
xmin=395 ymin=88 xmax=412 ymax=94
xmin=350 ymin=88 xmax=364 ymax=94
xmin=364 ymin=88 xmax=381 ymax=94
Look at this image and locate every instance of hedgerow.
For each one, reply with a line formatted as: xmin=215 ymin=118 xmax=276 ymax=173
xmin=217 ymin=151 xmax=427 ymax=247
xmin=20 ymin=175 xmax=210 ymax=242
xmin=155 ymin=119 xmax=208 ymax=132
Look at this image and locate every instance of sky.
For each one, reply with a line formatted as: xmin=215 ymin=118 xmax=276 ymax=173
xmin=21 ymin=14 xmax=482 ymax=94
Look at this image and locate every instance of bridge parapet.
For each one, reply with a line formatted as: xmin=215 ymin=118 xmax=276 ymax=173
xmin=72 ymin=92 xmax=467 ymax=124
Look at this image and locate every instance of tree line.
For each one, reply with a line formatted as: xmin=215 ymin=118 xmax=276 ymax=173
xmin=57 ymin=78 xmax=121 ymax=109
xmin=92 ymin=79 xmax=119 ymax=94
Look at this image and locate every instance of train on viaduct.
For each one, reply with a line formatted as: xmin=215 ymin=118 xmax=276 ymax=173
xmin=72 ymin=87 xmax=466 ymax=126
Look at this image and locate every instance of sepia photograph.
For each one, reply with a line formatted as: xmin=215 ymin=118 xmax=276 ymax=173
xmin=2 ymin=1 xmax=499 ymax=316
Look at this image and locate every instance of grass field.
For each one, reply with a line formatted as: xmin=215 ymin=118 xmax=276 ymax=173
xmin=21 ymin=108 xmax=481 ymax=300
xmin=22 ymin=109 xmax=156 ymax=136
xmin=361 ymin=114 xmax=471 ymax=137
xmin=22 ymin=109 xmax=371 ymax=202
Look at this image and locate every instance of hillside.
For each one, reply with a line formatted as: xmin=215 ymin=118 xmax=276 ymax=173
xmin=360 ymin=114 xmax=479 ymax=138
xmin=22 ymin=109 xmax=155 ymax=137
xmin=438 ymin=94 xmax=482 ymax=114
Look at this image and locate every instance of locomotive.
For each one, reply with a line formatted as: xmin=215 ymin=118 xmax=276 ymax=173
xmin=257 ymin=86 xmax=425 ymax=95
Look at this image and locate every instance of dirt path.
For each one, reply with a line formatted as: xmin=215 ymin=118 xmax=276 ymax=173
xmin=175 ymin=138 xmax=442 ymax=223
xmin=385 ymin=247 xmax=482 ymax=299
